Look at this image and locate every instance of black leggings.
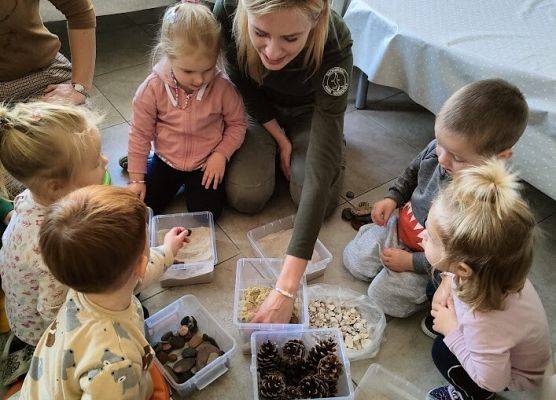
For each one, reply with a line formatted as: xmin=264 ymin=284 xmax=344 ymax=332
xmin=144 ymin=154 xmax=226 ymax=219
xmin=432 ymin=336 xmax=495 ymax=400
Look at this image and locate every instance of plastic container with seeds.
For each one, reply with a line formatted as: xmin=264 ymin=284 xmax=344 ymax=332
xmin=233 ymin=258 xmax=309 ymax=352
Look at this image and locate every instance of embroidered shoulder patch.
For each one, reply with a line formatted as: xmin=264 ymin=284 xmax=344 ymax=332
xmin=322 ymin=67 xmax=349 ymax=96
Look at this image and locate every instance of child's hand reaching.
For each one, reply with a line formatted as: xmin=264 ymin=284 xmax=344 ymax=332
xmin=431 ymin=296 xmax=458 ymax=336
xmin=371 ymin=198 xmax=397 ymax=226
xmin=202 ymin=152 xmax=226 ymax=190
xmin=380 ymin=248 xmax=413 ymax=272
xmin=163 ymin=227 xmax=191 ymax=258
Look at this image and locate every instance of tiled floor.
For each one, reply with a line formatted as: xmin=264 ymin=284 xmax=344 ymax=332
xmin=46 ymin=8 xmax=555 ymax=399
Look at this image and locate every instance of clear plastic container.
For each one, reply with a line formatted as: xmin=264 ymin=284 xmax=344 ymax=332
xmin=144 ymin=294 xmax=236 ymax=397
xmin=247 ymin=215 xmax=333 ymax=281
xmin=233 ymin=258 xmax=309 ymax=352
xmin=150 ymin=211 xmax=217 ymax=287
xmin=250 ymin=328 xmax=355 ymax=400
xmin=355 ymin=364 xmax=426 ymax=400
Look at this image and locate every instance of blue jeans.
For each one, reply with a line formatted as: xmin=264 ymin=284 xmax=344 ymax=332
xmin=144 ymin=154 xmax=226 ymax=219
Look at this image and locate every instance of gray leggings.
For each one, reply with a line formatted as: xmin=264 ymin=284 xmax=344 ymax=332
xmin=225 ymin=104 xmax=345 ymax=215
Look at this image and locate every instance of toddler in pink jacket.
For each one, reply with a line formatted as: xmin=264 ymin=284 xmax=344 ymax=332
xmin=127 ymin=1 xmax=246 ymax=219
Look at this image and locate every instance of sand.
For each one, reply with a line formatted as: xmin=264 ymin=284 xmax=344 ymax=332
xmin=157 ymin=226 xmax=212 ymax=263
xmin=257 ymin=228 xmax=319 ymax=262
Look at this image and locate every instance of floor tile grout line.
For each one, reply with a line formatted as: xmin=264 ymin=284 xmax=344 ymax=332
xmin=94 ymin=61 xmax=150 ymax=80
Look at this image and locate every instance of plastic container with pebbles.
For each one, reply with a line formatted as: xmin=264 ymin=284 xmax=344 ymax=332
xmin=251 ymin=328 xmax=355 ymax=400
xmin=247 ymin=214 xmax=333 ymax=281
xmin=233 ymin=258 xmax=309 ymax=352
xmin=354 ymin=364 xmax=426 ymax=400
xmin=307 ymin=284 xmax=385 ymax=362
xmin=145 ymin=295 xmax=236 ymax=397
xmin=151 ymin=211 xmax=217 ymax=287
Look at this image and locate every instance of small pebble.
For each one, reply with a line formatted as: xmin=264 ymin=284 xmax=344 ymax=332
xmin=165 ymin=366 xmax=181 ymax=383
xmin=182 ymin=347 xmax=197 ymax=359
xmin=196 ymin=343 xmax=221 ymax=370
xmin=341 ymin=207 xmax=353 ymax=221
xmin=160 ymin=342 xmax=172 ymax=352
xmin=168 ymin=353 xmax=178 ymax=362
xmin=346 ymin=190 xmax=355 ymax=199
xmin=181 ymin=316 xmax=198 ymax=334
xmin=188 ymin=334 xmax=203 ymax=348
xmin=202 ymin=334 xmax=218 ymax=347
xmin=156 ymin=351 xmax=170 ymax=364
xmin=173 ymin=357 xmax=196 ymax=374
xmin=207 ymin=352 xmax=219 ymax=364
xmin=169 ymin=335 xmax=186 ymax=350
xmin=161 ymin=331 xmax=174 ymax=342
xmin=178 ymin=325 xmax=189 ymax=337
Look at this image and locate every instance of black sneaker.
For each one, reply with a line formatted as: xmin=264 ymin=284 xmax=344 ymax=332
xmin=119 ymin=156 xmax=128 ymax=171
xmin=421 ymin=315 xmax=440 ymax=339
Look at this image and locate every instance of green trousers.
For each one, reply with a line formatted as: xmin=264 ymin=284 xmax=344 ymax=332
xmin=225 ymin=104 xmax=345 ymax=215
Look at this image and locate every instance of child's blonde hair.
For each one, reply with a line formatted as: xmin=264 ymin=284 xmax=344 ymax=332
xmin=433 ymin=159 xmax=536 ymax=311
xmin=233 ymin=0 xmax=330 ymax=84
xmin=153 ymin=2 xmax=223 ymax=66
xmin=0 ymin=101 xmax=101 ymax=200
xmin=40 ymin=185 xmax=148 ymax=293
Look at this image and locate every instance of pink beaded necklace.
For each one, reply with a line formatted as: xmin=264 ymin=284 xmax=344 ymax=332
xmin=171 ymin=69 xmax=192 ymax=109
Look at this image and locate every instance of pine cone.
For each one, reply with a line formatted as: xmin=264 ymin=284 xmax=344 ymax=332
xmin=317 ymin=354 xmax=343 ymax=382
xmin=282 ymin=339 xmax=306 ymax=359
xmin=283 ymin=385 xmax=301 ymax=400
xmin=259 ymin=371 xmax=286 ymax=399
xmin=257 ymin=340 xmax=281 ymax=375
xmin=297 ymin=374 xmax=329 ymax=399
xmin=281 ymin=339 xmax=308 ymax=386
xmin=306 ymin=338 xmax=336 ymax=371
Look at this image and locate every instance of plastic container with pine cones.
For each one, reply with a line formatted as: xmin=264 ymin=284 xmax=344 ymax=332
xmin=250 ymin=328 xmax=354 ymax=400
xmin=234 ymin=259 xmax=309 ymax=352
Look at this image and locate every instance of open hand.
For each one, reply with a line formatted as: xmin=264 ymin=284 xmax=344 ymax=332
xmin=371 ymin=198 xmax=397 ymax=226
xmin=202 ymin=152 xmax=226 ymax=190
xmin=380 ymin=248 xmax=414 ymax=272
xmin=251 ymin=289 xmax=295 ymax=324
xmin=431 ymin=296 xmax=458 ymax=336
xmin=40 ymin=83 xmax=86 ymax=105
xmin=163 ymin=227 xmax=191 ymax=258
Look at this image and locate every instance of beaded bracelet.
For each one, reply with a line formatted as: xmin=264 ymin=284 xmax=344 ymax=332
xmin=274 ymin=287 xmax=295 ymax=299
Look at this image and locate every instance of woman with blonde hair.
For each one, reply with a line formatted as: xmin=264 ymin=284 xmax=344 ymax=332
xmin=214 ymin=0 xmax=352 ymax=323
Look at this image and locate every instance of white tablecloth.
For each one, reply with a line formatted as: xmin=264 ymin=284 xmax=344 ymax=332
xmin=345 ymin=0 xmax=556 ymax=199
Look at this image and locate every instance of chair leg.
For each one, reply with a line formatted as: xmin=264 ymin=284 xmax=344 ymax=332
xmin=355 ymin=70 xmax=369 ymax=109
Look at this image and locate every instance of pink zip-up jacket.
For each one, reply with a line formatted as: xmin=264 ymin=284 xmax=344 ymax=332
xmin=128 ymin=59 xmax=246 ymax=174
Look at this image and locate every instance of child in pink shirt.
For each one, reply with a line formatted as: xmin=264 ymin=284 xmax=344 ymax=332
xmin=422 ymin=160 xmax=551 ymax=400
xmin=127 ymin=1 xmax=246 ymax=218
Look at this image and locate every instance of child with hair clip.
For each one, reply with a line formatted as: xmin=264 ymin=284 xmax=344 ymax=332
xmin=18 ymin=186 xmax=186 ymax=399
xmin=422 ymin=159 xmax=551 ymax=400
xmin=0 ymin=101 xmax=187 ymax=352
xmin=127 ymin=0 xmax=246 ymax=219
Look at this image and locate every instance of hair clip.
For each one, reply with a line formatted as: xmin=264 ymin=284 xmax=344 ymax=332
xmin=30 ymin=111 xmax=42 ymax=123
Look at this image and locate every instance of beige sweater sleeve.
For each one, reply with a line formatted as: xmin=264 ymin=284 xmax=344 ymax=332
xmin=134 ymin=245 xmax=174 ymax=293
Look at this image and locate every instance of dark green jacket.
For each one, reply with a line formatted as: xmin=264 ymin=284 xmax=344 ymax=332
xmin=214 ymin=0 xmax=353 ymax=260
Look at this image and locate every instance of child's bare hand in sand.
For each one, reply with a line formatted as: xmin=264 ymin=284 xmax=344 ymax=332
xmin=163 ymin=227 xmax=191 ymax=258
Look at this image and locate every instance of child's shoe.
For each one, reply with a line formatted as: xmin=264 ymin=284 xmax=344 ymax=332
xmin=118 ymin=155 xmax=128 ymax=171
xmin=427 ymin=385 xmax=465 ymax=400
xmin=421 ymin=315 xmax=440 ymax=339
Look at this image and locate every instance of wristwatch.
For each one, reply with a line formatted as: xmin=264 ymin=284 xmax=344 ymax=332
xmin=71 ymin=82 xmax=90 ymax=98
